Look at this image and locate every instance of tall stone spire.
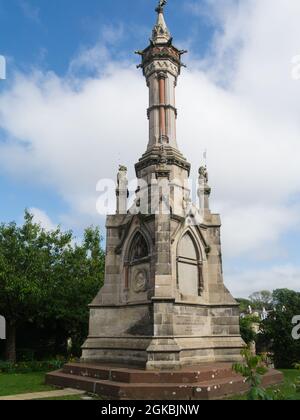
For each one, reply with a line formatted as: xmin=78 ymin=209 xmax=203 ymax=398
xmin=135 ymin=0 xmax=189 ymax=180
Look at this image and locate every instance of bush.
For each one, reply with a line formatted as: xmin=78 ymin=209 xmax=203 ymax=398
xmin=260 ymin=289 xmax=300 ymax=368
xmin=295 ymin=363 xmax=300 ymax=394
xmin=233 ymin=347 xmax=270 ymax=400
xmin=240 ymin=315 xmax=260 ymax=345
xmin=0 ymin=359 xmax=65 ymax=374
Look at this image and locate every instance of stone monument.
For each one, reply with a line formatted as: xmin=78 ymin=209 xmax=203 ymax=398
xmin=81 ymin=0 xmax=244 ymax=370
xmin=47 ymin=2 xmax=284 ymax=399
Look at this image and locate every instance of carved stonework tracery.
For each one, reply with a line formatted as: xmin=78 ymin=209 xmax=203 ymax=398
xmin=130 ymin=232 xmax=149 ymax=262
xmin=144 ymin=60 xmax=179 ymax=78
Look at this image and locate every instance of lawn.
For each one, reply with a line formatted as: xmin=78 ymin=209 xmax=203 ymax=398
xmin=0 ymin=369 xmax=299 ymax=400
xmin=228 ymin=370 xmax=300 ymax=400
xmin=0 ymin=372 xmax=53 ymax=397
xmin=269 ymin=370 xmax=300 ymax=400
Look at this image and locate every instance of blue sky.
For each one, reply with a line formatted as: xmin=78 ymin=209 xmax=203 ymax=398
xmin=0 ymin=0 xmax=213 ymax=75
xmin=0 ymin=0 xmax=212 ymax=227
xmin=0 ymin=0 xmax=300 ymax=297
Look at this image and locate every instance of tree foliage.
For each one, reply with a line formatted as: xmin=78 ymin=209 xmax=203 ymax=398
xmin=260 ymin=289 xmax=300 ymax=369
xmin=236 ymin=298 xmax=252 ymax=314
xmin=249 ymin=290 xmax=273 ymax=310
xmin=0 ymin=210 xmax=105 ymax=362
xmin=233 ymin=348 xmax=270 ymax=400
xmin=240 ymin=315 xmax=260 ymax=345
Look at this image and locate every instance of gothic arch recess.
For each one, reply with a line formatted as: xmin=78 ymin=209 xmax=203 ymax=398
xmin=123 ymin=230 xmax=151 ymax=294
xmin=177 ymin=230 xmax=203 ymax=297
xmin=129 ymin=231 xmax=149 ymax=263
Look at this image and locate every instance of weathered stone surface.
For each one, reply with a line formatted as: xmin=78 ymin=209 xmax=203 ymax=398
xmin=79 ymin=3 xmax=245 ymax=370
xmin=46 ymin=362 xmax=283 ymax=400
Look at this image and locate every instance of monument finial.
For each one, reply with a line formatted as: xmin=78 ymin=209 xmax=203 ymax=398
xmin=155 ymin=0 xmax=167 ymax=14
xmin=152 ymin=0 xmax=171 ymax=44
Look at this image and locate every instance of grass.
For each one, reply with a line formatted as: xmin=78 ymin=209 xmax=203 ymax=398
xmin=0 ymin=371 xmax=95 ymax=400
xmin=0 ymin=372 xmax=53 ymax=397
xmin=270 ymin=370 xmax=300 ymax=400
xmin=228 ymin=370 xmax=300 ymax=400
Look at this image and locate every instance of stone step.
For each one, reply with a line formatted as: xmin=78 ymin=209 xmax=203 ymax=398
xmin=45 ymin=368 xmax=283 ymax=400
xmin=46 ymin=370 xmax=244 ymax=400
xmin=46 ymin=371 xmax=101 ymax=395
xmin=62 ymin=362 xmax=238 ymax=384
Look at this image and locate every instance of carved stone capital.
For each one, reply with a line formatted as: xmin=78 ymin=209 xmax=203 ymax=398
xmin=144 ymin=59 xmax=179 ymax=79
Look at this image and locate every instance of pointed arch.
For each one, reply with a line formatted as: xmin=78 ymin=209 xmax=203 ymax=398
xmin=177 ymin=231 xmax=199 ymax=261
xmin=124 ymin=227 xmax=152 ymax=265
xmin=129 ymin=231 xmax=149 ymax=262
xmin=172 ymin=223 xmax=207 ymax=260
xmin=177 ymin=229 xmax=203 ymax=297
xmin=123 ymin=228 xmax=151 ymax=294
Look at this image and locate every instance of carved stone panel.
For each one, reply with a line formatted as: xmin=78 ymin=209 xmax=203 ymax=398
xmin=133 ymin=269 xmax=148 ymax=293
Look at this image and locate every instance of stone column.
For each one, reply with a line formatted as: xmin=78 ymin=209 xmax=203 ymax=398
xmin=116 ymin=166 xmax=128 ymax=215
xmin=147 ymin=73 xmax=160 ymax=148
xmin=158 ymin=73 xmax=167 ymax=140
xmin=197 ymin=166 xmax=211 ymax=221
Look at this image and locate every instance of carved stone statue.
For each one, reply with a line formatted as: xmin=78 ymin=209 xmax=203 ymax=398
xmin=119 ymin=165 xmax=127 ymax=172
xmin=199 ymin=166 xmax=208 ymax=183
xmin=116 ymin=165 xmax=128 ymax=215
xmin=117 ymin=165 xmax=128 ymax=185
xmin=159 ymin=144 xmax=167 ymax=165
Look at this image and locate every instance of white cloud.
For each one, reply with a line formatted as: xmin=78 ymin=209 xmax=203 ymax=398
xmin=0 ymin=0 xmax=300 ymax=295
xmin=176 ymin=0 xmax=300 ymax=258
xmin=0 ymin=67 xmax=147 ymax=219
xmin=220 ymin=204 xmax=300 ymax=259
xmin=227 ymin=264 xmax=300 ymax=298
xmin=68 ymin=23 xmax=126 ymax=76
xmin=30 ymin=207 xmax=56 ymax=231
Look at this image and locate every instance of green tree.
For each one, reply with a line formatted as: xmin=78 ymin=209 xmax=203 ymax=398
xmin=249 ymin=290 xmax=273 ymax=310
xmin=41 ymin=226 xmax=105 ymax=356
xmin=236 ymin=298 xmax=252 ymax=314
xmin=240 ymin=315 xmax=260 ymax=345
xmin=0 ymin=211 xmax=105 ymax=362
xmin=260 ymin=289 xmax=300 ymax=368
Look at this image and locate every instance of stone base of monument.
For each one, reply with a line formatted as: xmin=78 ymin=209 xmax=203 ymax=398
xmin=46 ymin=363 xmax=283 ymax=400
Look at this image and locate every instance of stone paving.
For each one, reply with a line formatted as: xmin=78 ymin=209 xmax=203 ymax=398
xmin=0 ymin=388 xmax=85 ymax=400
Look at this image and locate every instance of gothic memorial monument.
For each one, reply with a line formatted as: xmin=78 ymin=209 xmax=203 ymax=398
xmin=47 ymin=2 xmax=283 ymax=399
xmin=81 ymin=0 xmax=244 ymax=370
